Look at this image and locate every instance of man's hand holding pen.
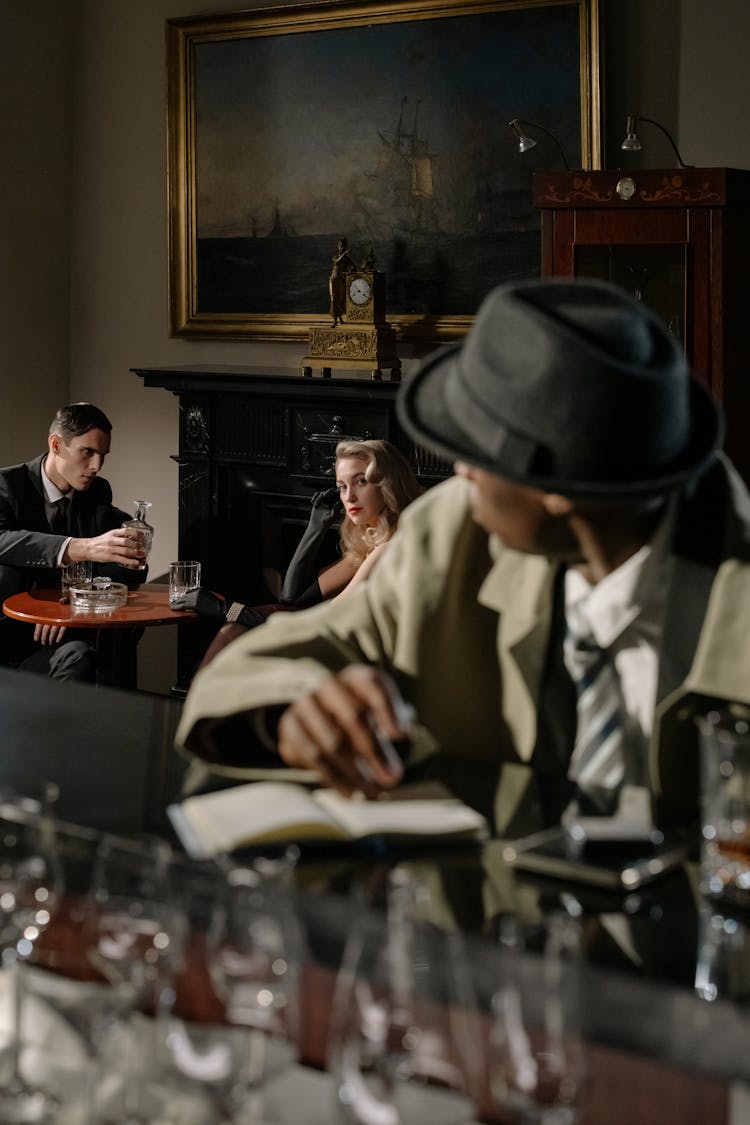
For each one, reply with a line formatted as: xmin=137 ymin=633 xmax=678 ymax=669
xmin=277 ymin=664 xmax=414 ymax=798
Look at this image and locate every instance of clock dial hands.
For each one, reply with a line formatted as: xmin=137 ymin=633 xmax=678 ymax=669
xmin=349 ymin=277 xmax=372 ymax=305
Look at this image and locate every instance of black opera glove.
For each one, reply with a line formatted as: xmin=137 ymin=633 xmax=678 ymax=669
xmin=171 ymin=587 xmax=226 ymax=620
xmin=309 ymin=487 xmax=344 ymax=530
xmin=280 ymin=487 xmax=343 ymax=605
xmin=172 ymin=586 xmax=267 ymax=629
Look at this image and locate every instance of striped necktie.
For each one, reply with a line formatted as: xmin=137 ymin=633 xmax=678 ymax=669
xmin=563 ymin=612 xmax=625 ymax=813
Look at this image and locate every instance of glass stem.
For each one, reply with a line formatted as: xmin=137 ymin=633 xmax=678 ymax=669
xmin=237 ymin=1029 xmax=267 ymax=1122
xmin=9 ymin=961 xmax=24 ymax=1085
xmin=0 ymin=962 xmax=52 ymax=1118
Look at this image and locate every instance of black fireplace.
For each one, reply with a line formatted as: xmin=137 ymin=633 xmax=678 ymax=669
xmin=134 ymin=365 xmax=448 ymax=687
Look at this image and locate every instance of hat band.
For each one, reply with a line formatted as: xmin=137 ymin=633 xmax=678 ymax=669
xmin=444 ymin=361 xmax=539 ymax=474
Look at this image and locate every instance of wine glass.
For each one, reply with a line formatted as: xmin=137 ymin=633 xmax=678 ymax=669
xmin=0 ymin=795 xmax=63 ymax=1123
xmin=203 ymin=853 xmax=302 ymax=1121
xmin=151 ymin=862 xmax=242 ymax=1121
xmin=82 ymin=833 xmax=186 ymax=1122
xmin=487 ymin=912 xmax=587 ymax=1125
xmin=327 ymin=867 xmax=481 ymax=1125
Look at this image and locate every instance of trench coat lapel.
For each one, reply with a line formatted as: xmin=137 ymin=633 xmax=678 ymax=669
xmin=477 ymin=544 xmax=556 ymax=764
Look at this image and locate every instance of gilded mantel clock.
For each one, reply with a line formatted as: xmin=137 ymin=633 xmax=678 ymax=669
xmin=302 ymin=248 xmax=400 ymax=381
xmin=533 ymin=168 xmax=750 ymax=484
xmin=345 ymin=269 xmax=386 ymax=323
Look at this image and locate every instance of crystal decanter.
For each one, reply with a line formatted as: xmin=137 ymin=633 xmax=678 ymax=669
xmin=122 ymin=499 xmax=153 ymax=571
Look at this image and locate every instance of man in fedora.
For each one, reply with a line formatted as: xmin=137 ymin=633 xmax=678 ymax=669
xmin=175 ymin=278 xmax=750 ymax=836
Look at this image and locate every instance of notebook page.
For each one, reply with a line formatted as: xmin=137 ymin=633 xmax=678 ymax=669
xmin=313 ymin=789 xmax=487 ymax=841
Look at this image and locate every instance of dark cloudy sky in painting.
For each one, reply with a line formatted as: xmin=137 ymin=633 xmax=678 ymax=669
xmin=193 ymin=3 xmax=584 ymax=239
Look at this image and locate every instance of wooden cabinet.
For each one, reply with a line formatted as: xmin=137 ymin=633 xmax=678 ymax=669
xmin=534 ymin=168 xmax=750 ymax=482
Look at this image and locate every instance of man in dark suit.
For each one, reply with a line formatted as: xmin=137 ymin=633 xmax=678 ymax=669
xmin=0 ymin=402 xmax=147 ymax=681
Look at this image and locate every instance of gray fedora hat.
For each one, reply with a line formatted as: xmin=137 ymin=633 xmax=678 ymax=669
xmin=398 ymin=277 xmax=722 ymax=498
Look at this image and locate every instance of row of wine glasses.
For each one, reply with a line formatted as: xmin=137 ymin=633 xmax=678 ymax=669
xmin=0 ymin=805 xmax=188 ymax=1123
xmin=10 ymin=820 xmax=302 ymax=1124
xmin=0 ymin=795 xmax=589 ymax=1125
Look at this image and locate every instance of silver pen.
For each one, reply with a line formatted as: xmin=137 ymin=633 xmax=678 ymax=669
xmin=358 ymin=698 xmax=416 ymax=781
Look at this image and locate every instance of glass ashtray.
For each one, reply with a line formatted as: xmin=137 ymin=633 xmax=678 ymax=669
xmin=69 ymin=579 xmax=128 ymax=613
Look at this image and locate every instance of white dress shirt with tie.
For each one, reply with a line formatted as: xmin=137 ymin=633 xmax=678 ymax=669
xmin=563 ymin=505 xmax=675 ymax=825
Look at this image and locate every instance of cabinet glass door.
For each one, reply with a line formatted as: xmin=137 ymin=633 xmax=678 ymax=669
xmin=574 ymin=244 xmax=686 ymax=345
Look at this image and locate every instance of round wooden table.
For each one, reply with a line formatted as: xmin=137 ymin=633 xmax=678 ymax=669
xmin=3 ymin=584 xmax=197 ymax=688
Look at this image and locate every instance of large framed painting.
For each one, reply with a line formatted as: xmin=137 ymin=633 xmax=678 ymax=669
xmin=167 ymin=0 xmax=601 ymax=341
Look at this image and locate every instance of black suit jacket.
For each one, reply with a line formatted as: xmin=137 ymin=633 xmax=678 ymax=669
xmin=0 ymin=453 xmax=146 ymax=604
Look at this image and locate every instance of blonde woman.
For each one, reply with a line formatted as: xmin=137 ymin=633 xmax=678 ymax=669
xmin=181 ymin=439 xmax=423 ymax=669
xmin=281 ymin=439 xmax=424 ymax=606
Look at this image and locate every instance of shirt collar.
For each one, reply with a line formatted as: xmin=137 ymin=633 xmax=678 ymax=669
xmin=564 ymin=500 xmax=676 ymax=649
xmin=41 ymin=457 xmax=70 ymax=505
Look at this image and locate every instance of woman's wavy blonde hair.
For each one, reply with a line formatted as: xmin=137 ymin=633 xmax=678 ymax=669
xmin=335 ymin=439 xmax=424 ymax=564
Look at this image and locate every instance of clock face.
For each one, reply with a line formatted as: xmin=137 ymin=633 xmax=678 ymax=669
xmin=616 ymin=176 xmax=637 ymax=201
xmin=349 ymin=277 xmax=372 ymax=305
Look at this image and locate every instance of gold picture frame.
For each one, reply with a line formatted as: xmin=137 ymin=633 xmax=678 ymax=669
xmin=167 ymin=0 xmax=601 ymax=341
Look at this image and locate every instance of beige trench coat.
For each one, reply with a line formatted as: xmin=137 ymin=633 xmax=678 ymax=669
xmin=176 ymin=458 xmax=750 ymax=837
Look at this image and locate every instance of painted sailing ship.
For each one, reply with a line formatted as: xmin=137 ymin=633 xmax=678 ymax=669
xmin=355 ymin=98 xmax=441 ymax=242
xmin=247 ymin=203 xmax=298 ymax=239
xmin=266 ymin=202 xmax=298 ymax=238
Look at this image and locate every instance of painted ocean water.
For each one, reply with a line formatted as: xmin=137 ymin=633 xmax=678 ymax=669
xmin=196 ymin=230 xmax=540 ymax=319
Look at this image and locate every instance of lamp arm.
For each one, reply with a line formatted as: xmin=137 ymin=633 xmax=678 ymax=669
xmin=637 ymin=115 xmax=690 ymax=168
xmin=523 ymin=120 xmax=571 ymax=170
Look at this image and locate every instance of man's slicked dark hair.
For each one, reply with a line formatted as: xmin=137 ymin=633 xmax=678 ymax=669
xmin=49 ymin=403 xmax=112 ymax=441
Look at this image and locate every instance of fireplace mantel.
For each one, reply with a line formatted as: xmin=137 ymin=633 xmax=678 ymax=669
xmin=134 ymin=365 xmax=447 ymax=686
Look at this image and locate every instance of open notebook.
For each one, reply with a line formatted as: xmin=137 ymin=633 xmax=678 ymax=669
xmin=168 ymin=780 xmax=488 ymax=859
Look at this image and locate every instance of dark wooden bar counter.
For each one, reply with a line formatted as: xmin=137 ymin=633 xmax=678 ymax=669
xmin=1 ymin=667 xmax=747 ymax=1123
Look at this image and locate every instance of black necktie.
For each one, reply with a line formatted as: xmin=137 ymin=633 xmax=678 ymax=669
xmin=51 ymin=496 xmax=70 ymax=535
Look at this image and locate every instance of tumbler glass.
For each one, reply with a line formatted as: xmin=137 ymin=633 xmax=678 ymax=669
xmin=697 ymin=708 xmax=750 ymax=907
xmin=61 ymin=560 xmax=93 ymax=596
xmin=169 ymin=561 xmax=201 ymax=610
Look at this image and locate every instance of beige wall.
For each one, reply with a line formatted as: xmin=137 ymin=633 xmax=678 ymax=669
xmin=1 ymin=2 xmax=75 ymax=458
xmin=4 ymin=0 xmax=750 ymax=689
xmin=69 ymin=0 xmax=306 ymax=584
xmin=604 ymin=0 xmax=750 ymax=169
xmin=679 ymin=0 xmax=750 ymax=166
